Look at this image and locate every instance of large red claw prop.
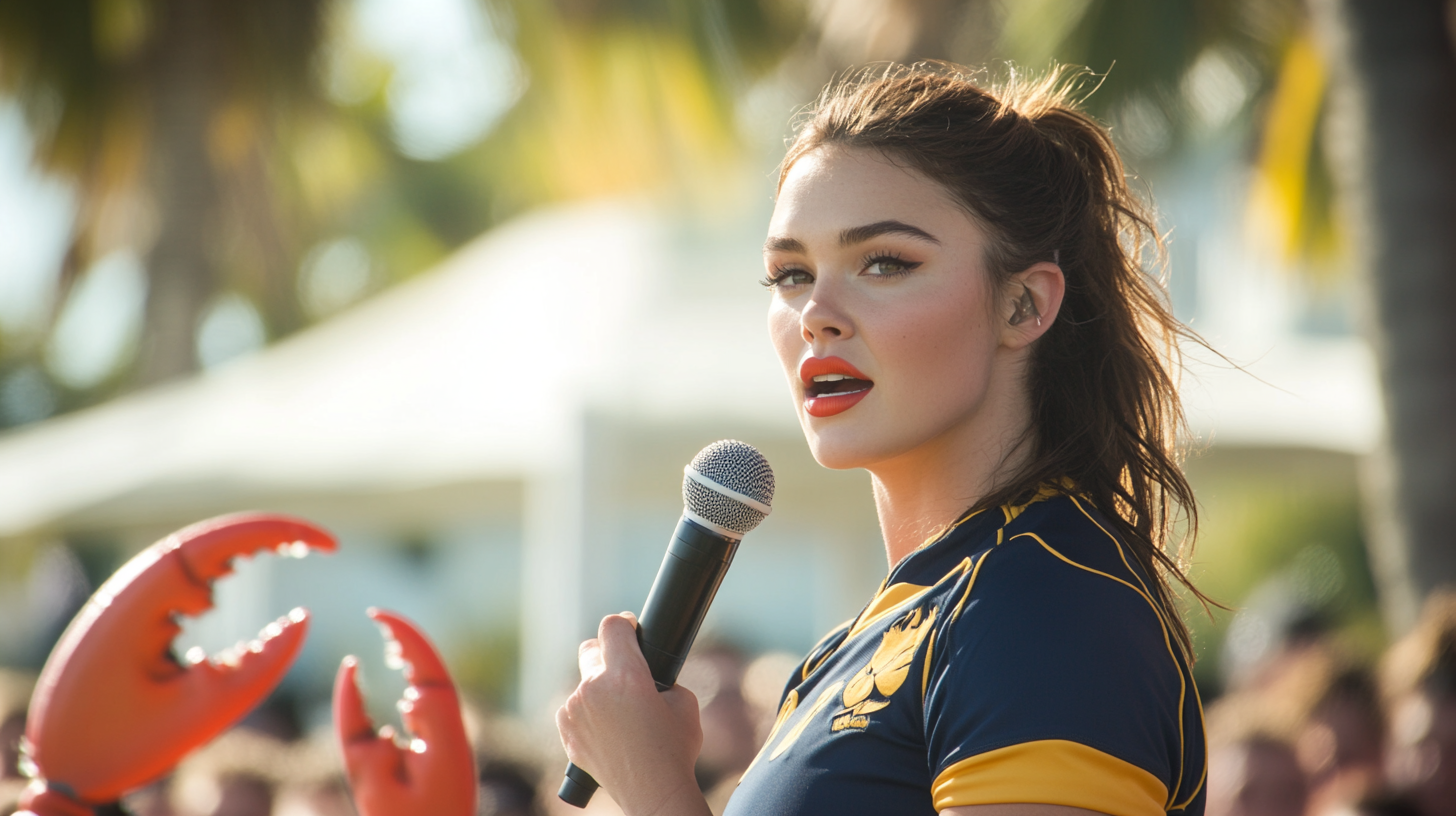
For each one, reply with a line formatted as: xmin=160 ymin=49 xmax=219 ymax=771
xmin=335 ymin=608 xmax=477 ymax=816
xmin=19 ymin=512 xmax=336 ymax=813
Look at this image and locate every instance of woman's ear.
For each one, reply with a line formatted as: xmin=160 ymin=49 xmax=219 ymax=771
xmin=999 ymin=261 xmax=1065 ymax=350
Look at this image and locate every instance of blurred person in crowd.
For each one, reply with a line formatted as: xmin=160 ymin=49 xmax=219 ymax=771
xmin=270 ymin=729 xmax=357 ymax=816
xmin=454 ymin=696 xmax=556 ymax=816
xmin=676 ymin=645 xmax=761 ymax=816
xmin=122 ymin=779 xmax=181 ymax=816
xmin=477 ymin=759 xmax=542 ymax=816
xmin=1203 ymin=695 xmax=1308 ymax=816
xmin=170 ymin=728 xmax=289 ymax=816
xmin=274 ymin=776 xmax=356 ymax=816
xmin=737 ymin=652 xmax=803 ymax=750
xmin=1347 ymin=792 xmax=1424 ymax=816
xmin=0 ymin=670 xmax=34 ymax=782
xmin=675 ymin=644 xmax=757 ymax=793
xmin=1221 ymin=599 xmax=1339 ymax=695
xmin=558 ymin=62 xmax=1211 ymax=816
xmin=1253 ymin=646 xmax=1385 ymax=814
xmin=1379 ymin=590 xmax=1456 ymax=816
xmin=0 ymin=670 xmax=34 ymax=815
xmin=700 ymin=651 xmax=805 ymax=815
xmin=1207 ymin=737 xmax=1307 ymax=816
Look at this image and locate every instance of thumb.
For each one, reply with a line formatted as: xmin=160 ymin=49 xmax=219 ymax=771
xmin=597 ymin=614 xmax=651 ymax=679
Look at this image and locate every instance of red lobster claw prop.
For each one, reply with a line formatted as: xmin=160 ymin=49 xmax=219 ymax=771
xmin=18 ymin=512 xmax=336 ymax=815
xmin=335 ymin=608 xmax=477 ymax=816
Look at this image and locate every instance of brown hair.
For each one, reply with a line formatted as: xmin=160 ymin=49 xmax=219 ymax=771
xmin=780 ymin=63 xmax=1208 ymax=653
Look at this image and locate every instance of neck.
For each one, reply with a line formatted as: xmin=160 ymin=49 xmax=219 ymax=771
xmin=868 ymin=367 xmax=1034 ymax=567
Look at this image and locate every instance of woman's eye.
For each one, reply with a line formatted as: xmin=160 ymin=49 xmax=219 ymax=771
xmin=761 ymin=268 xmax=814 ymax=288
xmin=863 ymin=256 xmax=919 ymax=277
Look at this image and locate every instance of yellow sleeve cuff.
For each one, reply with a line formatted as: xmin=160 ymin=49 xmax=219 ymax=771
xmin=932 ymin=739 xmax=1168 ymax=816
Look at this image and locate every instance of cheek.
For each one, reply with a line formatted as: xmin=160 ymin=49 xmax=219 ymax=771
xmin=767 ymin=299 xmax=804 ymax=371
xmin=875 ymin=284 xmax=997 ymax=395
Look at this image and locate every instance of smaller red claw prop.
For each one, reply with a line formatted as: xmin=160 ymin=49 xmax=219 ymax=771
xmin=21 ymin=512 xmax=337 ymax=809
xmin=335 ymin=608 xmax=477 ymax=816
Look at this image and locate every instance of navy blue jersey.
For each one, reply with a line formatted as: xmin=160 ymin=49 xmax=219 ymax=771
xmin=724 ymin=493 xmax=1206 ymax=815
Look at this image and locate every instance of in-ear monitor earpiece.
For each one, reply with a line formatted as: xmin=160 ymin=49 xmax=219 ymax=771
xmin=1009 ymin=285 xmax=1039 ymax=327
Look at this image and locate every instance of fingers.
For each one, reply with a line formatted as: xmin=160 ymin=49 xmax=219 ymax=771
xmin=554 ymin=704 xmax=590 ymax=772
xmin=577 ymin=638 xmax=604 ymax=681
xmin=661 ymin=684 xmax=699 ymax=716
xmin=661 ymin=684 xmax=704 ymax=745
xmin=575 ymin=614 xmax=651 ymax=688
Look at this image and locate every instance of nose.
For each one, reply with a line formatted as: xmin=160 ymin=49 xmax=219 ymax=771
xmin=800 ymin=281 xmax=853 ymax=345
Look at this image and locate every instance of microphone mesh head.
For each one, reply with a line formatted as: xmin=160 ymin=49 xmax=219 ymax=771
xmin=683 ymin=440 xmax=775 ymax=536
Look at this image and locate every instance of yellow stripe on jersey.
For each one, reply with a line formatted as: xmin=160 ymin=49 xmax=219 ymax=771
xmin=847 ymin=582 xmax=933 ymax=638
xmin=931 ymin=739 xmax=1168 ymax=816
xmin=769 ymin=682 xmax=845 ymax=760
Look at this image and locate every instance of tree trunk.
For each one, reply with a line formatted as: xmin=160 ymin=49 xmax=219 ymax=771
xmin=1308 ymin=0 xmax=1456 ymax=632
xmin=135 ymin=0 xmax=224 ymax=386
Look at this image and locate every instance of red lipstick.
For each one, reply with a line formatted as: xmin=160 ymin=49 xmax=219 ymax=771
xmin=798 ymin=357 xmax=873 ymax=418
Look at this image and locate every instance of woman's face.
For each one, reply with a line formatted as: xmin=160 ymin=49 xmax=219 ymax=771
xmin=764 ymin=145 xmax=1020 ymax=472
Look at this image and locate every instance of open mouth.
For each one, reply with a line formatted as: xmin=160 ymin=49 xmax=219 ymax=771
xmin=799 ymin=358 xmax=875 ymax=417
xmin=806 ymin=373 xmax=874 ymax=398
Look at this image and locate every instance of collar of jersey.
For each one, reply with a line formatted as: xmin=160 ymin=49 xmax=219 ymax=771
xmin=805 ymin=486 xmax=1070 ymax=676
xmin=913 ymin=481 xmax=1068 ymax=556
xmin=846 ymin=485 xmax=1067 ymax=638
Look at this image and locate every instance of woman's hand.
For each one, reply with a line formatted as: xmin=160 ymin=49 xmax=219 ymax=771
xmin=556 ymin=613 xmax=711 ymax=816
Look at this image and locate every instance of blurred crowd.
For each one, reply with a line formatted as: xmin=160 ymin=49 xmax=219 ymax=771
xmin=0 ymin=643 xmax=799 ymax=816
xmin=1204 ymin=590 xmax=1456 ymax=816
xmin=3 ymin=593 xmax=1456 ymax=816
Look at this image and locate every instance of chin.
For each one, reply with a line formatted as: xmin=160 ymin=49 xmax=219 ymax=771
xmin=800 ymin=417 xmax=900 ymax=471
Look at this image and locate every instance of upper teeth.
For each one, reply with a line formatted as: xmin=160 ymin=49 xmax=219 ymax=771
xmin=813 ymin=373 xmax=849 ymax=382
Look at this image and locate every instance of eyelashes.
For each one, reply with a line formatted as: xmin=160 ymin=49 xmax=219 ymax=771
xmin=760 ymin=266 xmax=811 ymax=288
xmin=760 ymin=251 xmax=922 ymax=289
xmin=861 ymin=251 xmax=919 ymax=277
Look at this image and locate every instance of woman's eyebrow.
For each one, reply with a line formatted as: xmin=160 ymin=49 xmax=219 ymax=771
xmin=839 ymin=220 xmax=940 ymax=246
xmin=763 ymin=220 xmax=939 ymax=254
xmin=763 ymin=235 xmax=806 ymax=253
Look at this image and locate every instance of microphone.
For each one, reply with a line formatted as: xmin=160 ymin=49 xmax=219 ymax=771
xmin=558 ymin=440 xmax=775 ymax=808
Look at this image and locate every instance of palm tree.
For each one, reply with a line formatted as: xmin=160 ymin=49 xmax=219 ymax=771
xmin=1305 ymin=0 xmax=1456 ymax=631
xmin=0 ymin=0 xmax=805 ymax=398
xmin=0 ymin=0 xmax=327 ymax=386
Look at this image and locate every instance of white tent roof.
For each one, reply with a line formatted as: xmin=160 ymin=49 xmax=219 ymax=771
xmin=0 ymin=200 xmax=791 ymax=536
xmin=0 ymin=199 xmax=1382 ymax=538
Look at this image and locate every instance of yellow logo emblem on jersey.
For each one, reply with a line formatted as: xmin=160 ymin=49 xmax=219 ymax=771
xmin=832 ymin=605 xmax=937 ymax=731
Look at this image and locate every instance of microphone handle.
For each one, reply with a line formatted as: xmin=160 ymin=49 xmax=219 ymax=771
xmin=558 ymin=517 xmax=740 ymax=808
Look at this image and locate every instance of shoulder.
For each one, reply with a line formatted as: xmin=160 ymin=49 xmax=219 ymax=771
xmin=923 ymin=494 xmax=1206 ymax=815
xmin=947 ymin=495 xmax=1173 ymax=643
xmin=933 ymin=496 xmax=1184 ymax=700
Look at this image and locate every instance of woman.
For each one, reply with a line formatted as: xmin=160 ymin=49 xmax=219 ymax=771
xmin=557 ymin=64 xmax=1208 ymax=816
